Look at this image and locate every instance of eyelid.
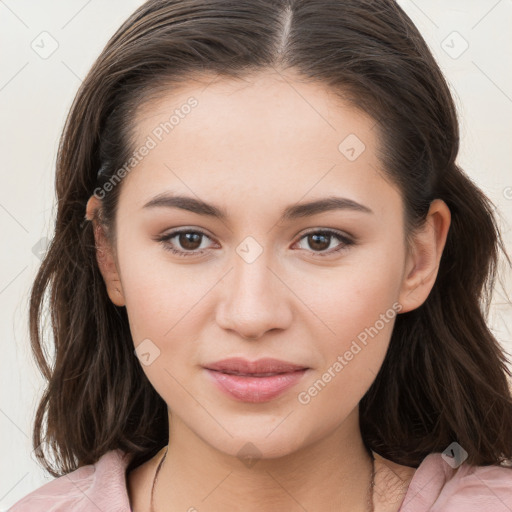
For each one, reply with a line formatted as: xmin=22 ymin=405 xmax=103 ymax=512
xmin=298 ymin=227 xmax=353 ymax=241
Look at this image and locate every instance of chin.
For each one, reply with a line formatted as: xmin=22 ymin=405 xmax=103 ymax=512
xmin=197 ymin=424 xmax=314 ymax=463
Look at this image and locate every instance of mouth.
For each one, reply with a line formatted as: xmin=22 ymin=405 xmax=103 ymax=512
xmin=204 ymin=357 xmax=309 ymax=375
xmin=209 ymin=370 xmax=301 ymax=377
xmin=203 ymin=358 xmax=309 ymax=403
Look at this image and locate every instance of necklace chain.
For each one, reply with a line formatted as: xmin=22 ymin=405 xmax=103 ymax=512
xmin=149 ymin=446 xmax=375 ymax=512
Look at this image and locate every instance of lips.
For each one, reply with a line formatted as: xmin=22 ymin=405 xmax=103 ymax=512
xmin=203 ymin=357 xmax=309 ymax=403
xmin=204 ymin=357 xmax=308 ymax=375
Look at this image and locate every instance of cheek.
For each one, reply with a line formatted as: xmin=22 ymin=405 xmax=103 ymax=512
xmin=297 ymin=276 xmax=399 ymax=421
xmin=119 ymin=251 xmax=205 ymax=400
xmin=117 ymin=239 xmax=210 ymax=336
xmin=292 ymin=242 xmax=404 ymax=387
xmin=121 ymin=269 xmax=175 ymax=342
xmin=296 ymin=246 xmax=403 ymax=336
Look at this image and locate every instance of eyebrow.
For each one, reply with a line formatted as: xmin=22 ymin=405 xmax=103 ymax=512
xmin=142 ymin=193 xmax=374 ymax=221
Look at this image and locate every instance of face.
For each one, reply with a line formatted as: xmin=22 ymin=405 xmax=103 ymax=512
xmin=91 ymin=70 xmax=429 ymax=460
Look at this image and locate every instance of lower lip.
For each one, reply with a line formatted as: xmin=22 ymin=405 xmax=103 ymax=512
xmin=204 ymin=368 xmax=308 ymax=403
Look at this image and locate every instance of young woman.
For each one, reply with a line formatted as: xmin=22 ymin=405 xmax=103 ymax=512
xmin=10 ymin=0 xmax=512 ymax=511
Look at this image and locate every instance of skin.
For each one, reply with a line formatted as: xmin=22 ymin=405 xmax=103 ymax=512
xmin=86 ymin=69 xmax=451 ymax=511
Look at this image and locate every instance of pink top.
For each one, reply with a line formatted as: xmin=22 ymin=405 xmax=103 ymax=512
xmin=8 ymin=449 xmax=512 ymax=511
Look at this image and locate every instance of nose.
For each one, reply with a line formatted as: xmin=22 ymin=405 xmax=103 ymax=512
xmin=215 ymin=251 xmax=293 ymax=340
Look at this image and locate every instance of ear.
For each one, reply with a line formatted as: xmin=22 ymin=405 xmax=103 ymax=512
xmin=85 ymin=196 xmax=126 ymax=307
xmin=398 ymin=199 xmax=451 ymax=313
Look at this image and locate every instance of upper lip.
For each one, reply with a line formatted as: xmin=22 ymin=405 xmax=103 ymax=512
xmin=204 ymin=357 xmax=308 ymax=375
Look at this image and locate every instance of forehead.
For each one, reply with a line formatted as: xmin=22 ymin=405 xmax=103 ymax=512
xmin=117 ymin=70 xmax=399 ymax=220
xmin=133 ymin=70 xmax=374 ymax=152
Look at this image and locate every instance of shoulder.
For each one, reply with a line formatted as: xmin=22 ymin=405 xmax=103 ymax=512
xmin=401 ymin=452 xmax=512 ymax=512
xmin=8 ymin=449 xmax=134 ymax=512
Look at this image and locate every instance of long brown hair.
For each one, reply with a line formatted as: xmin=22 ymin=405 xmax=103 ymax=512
xmin=29 ymin=0 xmax=512 ymax=477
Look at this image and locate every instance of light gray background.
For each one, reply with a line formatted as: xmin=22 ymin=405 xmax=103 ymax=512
xmin=1 ymin=1 xmax=511 ymax=509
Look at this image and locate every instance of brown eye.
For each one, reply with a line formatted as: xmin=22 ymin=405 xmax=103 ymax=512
xmin=177 ymin=232 xmax=203 ymax=250
xmin=156 ymin=229 xmax=214 ymax=257
xmin=306 ymin=233 xmax=331 ymax=251
xmin=295 ymin=229 xmax=354 ymax=256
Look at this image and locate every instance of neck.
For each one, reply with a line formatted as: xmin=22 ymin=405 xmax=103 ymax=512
xmin=152 ymin=408 xmax=375 ymax=512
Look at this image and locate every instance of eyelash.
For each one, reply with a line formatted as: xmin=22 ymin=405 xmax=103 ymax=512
xmin=155 ymin=228 xmax=355 ymax=258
